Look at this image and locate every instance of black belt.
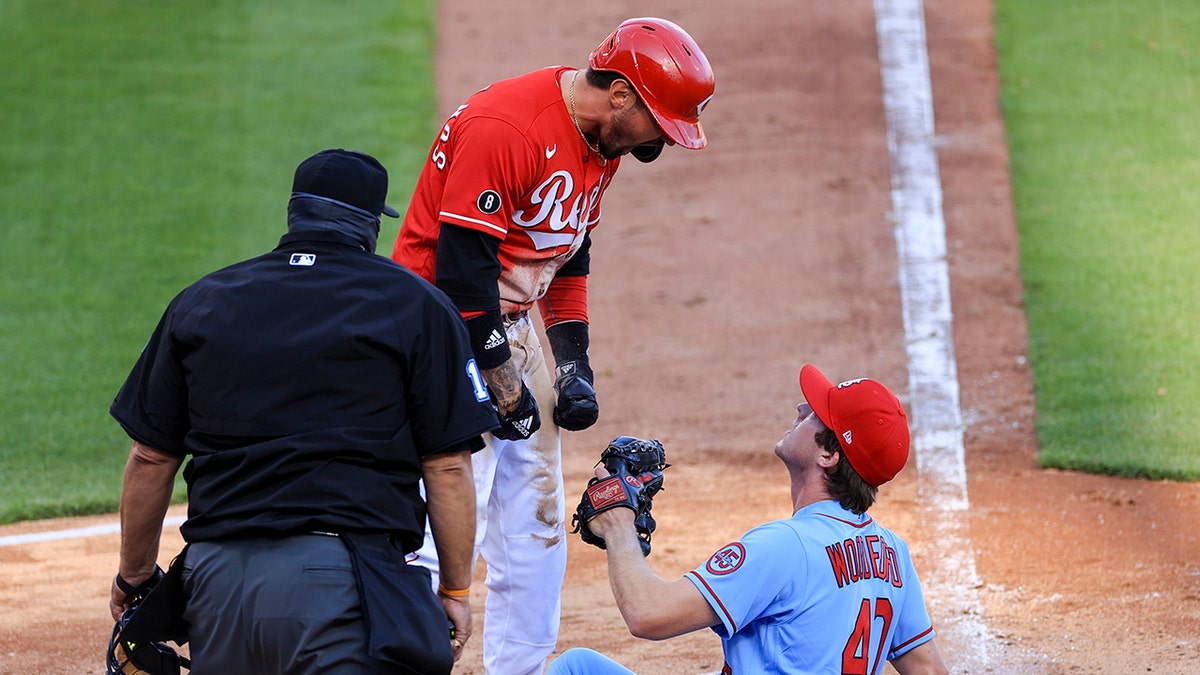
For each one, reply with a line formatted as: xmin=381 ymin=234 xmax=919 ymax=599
xmin=306 ymin=530 xmax=410 ymax=552
xmin=503 ymin=311 xmax=527 ymax=322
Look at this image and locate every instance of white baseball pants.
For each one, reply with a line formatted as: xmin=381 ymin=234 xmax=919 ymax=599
xmin=410 ymin=314 xmax=567 ymax=675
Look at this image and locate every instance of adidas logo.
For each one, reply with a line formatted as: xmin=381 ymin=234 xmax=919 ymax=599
xmin=842 ymin=430 xmax=853 ymax=445
xmin=512 ymin=416 xmax=534 ymax=437
xmin=484 ymin=330 xmax=506 ymax=350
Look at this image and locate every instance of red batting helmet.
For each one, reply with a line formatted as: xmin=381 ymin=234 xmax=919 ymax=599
xmin=589 ymin=17 xmax=715 ymax=150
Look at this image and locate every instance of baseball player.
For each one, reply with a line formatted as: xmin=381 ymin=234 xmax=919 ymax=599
xmin=549 ymin=364 xmax=950 ymax=675
xmin=389 ymin=17 xmax=715 ymax=674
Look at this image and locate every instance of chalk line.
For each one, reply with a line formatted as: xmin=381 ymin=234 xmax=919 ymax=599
xmin=0 ymin=514 xmax=185 ymax=548
xmin=875 ymin=0 xmax=994 ymax=666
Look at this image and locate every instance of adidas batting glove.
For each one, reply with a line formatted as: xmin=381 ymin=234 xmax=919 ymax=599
xmin=492 ymin=382 xmax=541 ymax=441
xmin=552 ymin=361 xmax=598 ymax=431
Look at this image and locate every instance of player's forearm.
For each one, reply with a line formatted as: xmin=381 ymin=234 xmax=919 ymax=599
xmin=598 ymin=522 xmax=687 ymax=640
xmin=603 ymin=523 xmax=663 ymax=632
xmin=118 ymin=441 xmax=182 ymax=581
xmin=483 ymin=359 xmax=523 ymax=413
xmin=422 ymin=450 xmax=477 ymax=591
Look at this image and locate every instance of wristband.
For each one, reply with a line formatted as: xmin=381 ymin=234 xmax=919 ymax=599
xmin=437 ymin=583 xmax=471 ymax=598
xmin=114 ymin=573 xmax=139 ymax=596
xmin=465 ymin=310 xmax=511 ymax=370
xmin=114 ymin=566 xmax=164 ymax=597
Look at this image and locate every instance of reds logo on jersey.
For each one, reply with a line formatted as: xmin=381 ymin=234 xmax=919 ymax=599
xmin=705 ymin=542 xmax=746 ymax=575
xmin=511 ymin=170 xmax=600 ymax=251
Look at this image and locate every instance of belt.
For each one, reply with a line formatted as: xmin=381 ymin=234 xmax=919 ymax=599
xmin=307 ymin=530 xmax=407 ymax=550
xmin=503 ymin=310 xmax=528 ymax=322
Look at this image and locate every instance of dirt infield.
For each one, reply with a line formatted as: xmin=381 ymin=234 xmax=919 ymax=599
xmin=2 ymin=1 xmax=1199 ymax=673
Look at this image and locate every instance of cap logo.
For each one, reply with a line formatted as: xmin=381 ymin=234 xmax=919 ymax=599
xmin=837 ymin=378 xmax=868 ymax=389
xmin=842 ymin=430 xmax=854 ymax=445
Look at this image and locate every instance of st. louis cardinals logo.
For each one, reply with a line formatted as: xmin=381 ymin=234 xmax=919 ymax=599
xmin=511 ymin=170 xmax=599 ymax=250
xmin=705 ymin=542 xmax=746 ymax=575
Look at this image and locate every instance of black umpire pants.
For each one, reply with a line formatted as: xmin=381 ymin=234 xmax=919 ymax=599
xmin=182 ymin=534 xmax=381 ymax=675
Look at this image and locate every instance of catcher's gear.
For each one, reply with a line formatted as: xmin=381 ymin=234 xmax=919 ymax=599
xmin=571 ymin=437 xmax=669 ymax=556
xmin=552 ymin=361 xmax=599 ymax=431
xmin=107 ymin=567 xmax=190 ymax=675
xmin=589 ymin=18 xmax=714 ymax=150
xmin=491 ymin=381 xmax=541 ymax=441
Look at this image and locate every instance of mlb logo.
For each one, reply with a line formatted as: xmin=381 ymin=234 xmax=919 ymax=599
xmin=289 ymin=253 xmax=316 ymax=266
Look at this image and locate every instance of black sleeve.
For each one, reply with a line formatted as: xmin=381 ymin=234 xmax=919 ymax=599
xmin=556 ymin=232 xmax=591 ymax=277
xmin=434 ymin=223 xmax=511 ymax=368
xmin=545 ymin=320 xmax=589 ymax=365
xmin=109 ymin=299 xmax=190 ymax=455
xmin=435 ymin=223 xmax=502 ymax=312
xmin=408 ymin=292 xmax=500 ymax=456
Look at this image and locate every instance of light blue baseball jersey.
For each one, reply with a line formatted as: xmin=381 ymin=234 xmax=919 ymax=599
xmin=685 ymin=500 xmax=935 ymax=674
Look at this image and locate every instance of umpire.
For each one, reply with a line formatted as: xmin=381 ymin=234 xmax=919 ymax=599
xmin=108 ymin=149 xmax=497 ymax=674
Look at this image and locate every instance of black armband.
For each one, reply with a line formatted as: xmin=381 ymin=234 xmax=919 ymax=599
xmin=465 ymin=310 xmax=511 ymax=370
xmin=545 ymin=320 xmax=589 ymax=365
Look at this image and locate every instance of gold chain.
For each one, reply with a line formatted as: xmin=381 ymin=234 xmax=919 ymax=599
xmin=569 ymin=70 xmax=602 ymax=156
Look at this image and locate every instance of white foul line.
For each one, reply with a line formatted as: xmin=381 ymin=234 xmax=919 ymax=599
xmin=0 ymin=514 xmax=185 ymax=548
xmin=874 ymin=0 xmax=994 ymax=666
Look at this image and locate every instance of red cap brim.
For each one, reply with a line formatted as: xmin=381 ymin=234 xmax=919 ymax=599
xmin=799 ymin=364 xmax=835 ymax=429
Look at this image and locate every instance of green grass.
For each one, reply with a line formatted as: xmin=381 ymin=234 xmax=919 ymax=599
xmin=2 ymin=2 xmax=1196 ymax=526
xmin=0 ymin=0 xmax=435 ymax=523
xmin=995 ymin=0 xmax=1200 ymax=479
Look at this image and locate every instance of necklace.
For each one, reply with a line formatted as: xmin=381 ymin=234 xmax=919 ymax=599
xmin=569 ymin=70 xmax=602 ymax=157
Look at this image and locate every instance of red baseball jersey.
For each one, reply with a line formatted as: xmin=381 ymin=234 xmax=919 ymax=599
xmin=392 ymin=66 xmax=621 ymax=321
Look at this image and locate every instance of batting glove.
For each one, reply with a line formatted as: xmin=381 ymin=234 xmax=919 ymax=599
xmin=492 ymin=382 xmax=541 ymax=441
xmin=553 ymin=361 xmax=599 ymax=431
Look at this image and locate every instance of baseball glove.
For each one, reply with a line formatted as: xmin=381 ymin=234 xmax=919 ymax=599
xmin=570 ymin=436 xmax=669 ymax=556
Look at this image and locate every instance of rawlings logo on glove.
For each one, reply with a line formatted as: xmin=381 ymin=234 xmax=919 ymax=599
xmin=571 ymin=436 xmax=669 ymax=556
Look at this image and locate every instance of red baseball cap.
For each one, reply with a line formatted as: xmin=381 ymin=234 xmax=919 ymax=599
xmin=798 ymin=364 xmax=910 ymax=487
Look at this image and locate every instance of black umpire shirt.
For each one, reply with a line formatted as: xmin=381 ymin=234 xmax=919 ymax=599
xmin=111 ymin=208 xmax=497 ymax=551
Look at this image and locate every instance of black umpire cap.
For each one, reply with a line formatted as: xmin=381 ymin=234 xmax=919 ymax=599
xmin=292 ymin=149 xmax=400 ymax=218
